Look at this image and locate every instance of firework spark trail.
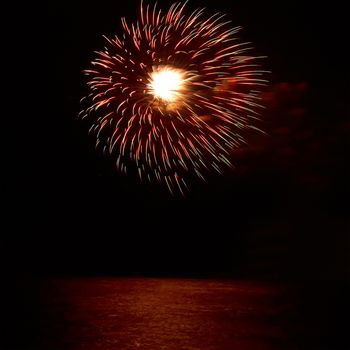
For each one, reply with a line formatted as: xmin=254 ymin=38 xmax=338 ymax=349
xmin=80 ymin=0 xmax=268 ymax=195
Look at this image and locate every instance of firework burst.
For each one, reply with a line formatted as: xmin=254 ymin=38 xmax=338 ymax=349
xmin=80 ymin=0 xmax=267 ymax=194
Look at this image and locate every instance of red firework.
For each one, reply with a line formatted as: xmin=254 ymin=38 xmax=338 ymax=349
xmin=80 ymin=1 xmax=267 ymax=194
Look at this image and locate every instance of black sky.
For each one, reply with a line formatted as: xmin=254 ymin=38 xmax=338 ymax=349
xmin=6 ymin=0 xmax=349 ymax=279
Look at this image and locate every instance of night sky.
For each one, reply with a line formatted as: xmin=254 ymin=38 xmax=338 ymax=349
xmin=6 ymin=0 xmax=350 ymax=280
xmin=4 ymin=1 xmax=350 ymax=349
xmin=8 ymin=0 xmax=347 ymax=278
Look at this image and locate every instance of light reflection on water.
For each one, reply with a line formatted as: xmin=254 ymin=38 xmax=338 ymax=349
xmin=38 ymin=278 xmax=294 ymax=350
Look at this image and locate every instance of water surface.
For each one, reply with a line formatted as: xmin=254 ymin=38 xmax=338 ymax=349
xmin=35 ymin=278 xmax=345 ymax=350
